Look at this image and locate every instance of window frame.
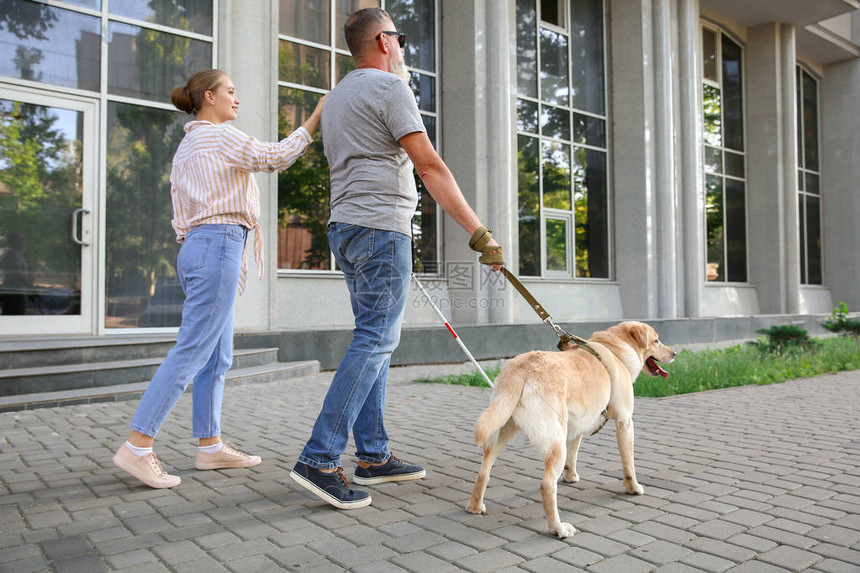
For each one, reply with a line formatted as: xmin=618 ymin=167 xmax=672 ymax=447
xmin=701 ymin=22 xmax=749 ymax=285
xmin=796 ymin=63 xmax=823 ymax=286
xmin=516 ymin=0 xmax=611 ymax=280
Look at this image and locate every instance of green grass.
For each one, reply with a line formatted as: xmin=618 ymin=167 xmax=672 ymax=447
xmin=416 ymin=364 xmax=502 ymax=388
xmin=416 ymin=337 xmax=860 ymax=397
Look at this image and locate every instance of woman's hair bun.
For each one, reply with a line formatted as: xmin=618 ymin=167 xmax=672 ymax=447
xmin=171 ymin=69 xmax=225 ymax=116
xmin=171 ymin=85 xmax=195 ymax=115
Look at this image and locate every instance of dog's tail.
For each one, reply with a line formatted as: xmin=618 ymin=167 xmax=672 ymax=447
xmin=474 ymin=365 xmax=525 ymax=445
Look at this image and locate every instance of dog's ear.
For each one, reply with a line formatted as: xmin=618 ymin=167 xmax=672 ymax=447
xmin=628 ymin=323 xmax=651 ymax=348
xmin=558 ymin=339 xmax=578 ymax=351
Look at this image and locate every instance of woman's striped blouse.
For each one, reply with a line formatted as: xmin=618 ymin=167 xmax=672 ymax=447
xmin=170 ymin=120 xmax=313 ymax=293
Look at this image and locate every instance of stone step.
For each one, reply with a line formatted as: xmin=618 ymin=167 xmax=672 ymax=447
xmin=0 ymin=348 xmax=280 ymax=398
xmin=0 ymin=335 xmax=178 ymax=371
xmin=0 ymin=360 xmax=319 ymax=413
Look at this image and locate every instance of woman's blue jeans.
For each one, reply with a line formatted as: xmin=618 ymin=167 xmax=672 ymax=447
xmin=130 ymin=224 xmax=246 ymax=439
xmin=298 ymin=223 xmax=412 ymax=469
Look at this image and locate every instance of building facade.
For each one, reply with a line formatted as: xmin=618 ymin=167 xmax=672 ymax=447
xmin=1 ymin=0 xmax=858 ymax=354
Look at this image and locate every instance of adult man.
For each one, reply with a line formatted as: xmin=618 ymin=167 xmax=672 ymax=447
xmin=290 ymin=7 xmax=503 ymax=510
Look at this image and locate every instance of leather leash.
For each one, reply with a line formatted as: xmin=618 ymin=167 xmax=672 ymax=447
xmin=499 ymin=267 xmax=603 ymax=362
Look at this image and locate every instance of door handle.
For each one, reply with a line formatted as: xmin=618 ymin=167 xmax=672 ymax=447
xmin=71 ymin=207 xmax=90 ymax=246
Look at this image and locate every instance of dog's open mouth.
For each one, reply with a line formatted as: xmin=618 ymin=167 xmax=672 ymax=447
xmin=645 ymin=356 xmax=669 ymax=378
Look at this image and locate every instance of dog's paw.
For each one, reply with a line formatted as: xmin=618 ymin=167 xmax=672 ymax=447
xmin=552 ymin=522 xmax=576 ymax=538
xmin=626 ymin=481 xmax=644 ymax=495
xmin=465 ymin=502 xmax=486 ymax=515
xmin=562 ymin=470 xmax=579 ymax=483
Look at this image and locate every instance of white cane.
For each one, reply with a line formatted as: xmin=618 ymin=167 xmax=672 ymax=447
xmin=411 ymin=273 xmax=494 ymax=388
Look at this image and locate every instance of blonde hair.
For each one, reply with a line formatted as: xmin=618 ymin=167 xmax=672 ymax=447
xmin=171 ymin=69 xmax=226 ymax=115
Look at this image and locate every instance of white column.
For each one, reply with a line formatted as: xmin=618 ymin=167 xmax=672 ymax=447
xmin=653 ymin=0 xmax=678 ymax=318
xmin=222 ymin=0 xmax=276 ymax=331
xmin=677 ymin=0 xmax=704 ymax=317
xmin=484 ymin=0 xmax=516 ymax=324
xmin=780 ymin=24 xmax=800 ymax=314
xmin=610 ymin=0 xmax=658 ymax=319
xmin=441 ymin=0 xmax=515 ymax=325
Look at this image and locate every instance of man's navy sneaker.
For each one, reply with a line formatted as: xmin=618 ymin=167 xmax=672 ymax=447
xmin=353 ymin=454 xmax=426 ymax=485
xmin=290 ymin=462 xmax=371 ymax=509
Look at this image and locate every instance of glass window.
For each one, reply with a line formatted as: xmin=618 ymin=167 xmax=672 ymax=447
xmin=276 ymin=0 xmax=439 ymax=273
xmin=279 ymin=0 xmax=331 ymax=45
xmin=546 ymin=218 xmax=568 ymax=272
xmin=541 ymin=0 xmax=564 ymax=27
xmin=570 ymin=0 xmax=604 ymax=115
xmin=702 ymin=27 xmax=746 ymax=283
xmin=518 ymin=135 xmax=541 ymax=277
xmin=721 ymin=36 xmax=743 ymax=152
xmin=110 ymin=0 xmax=213 ymax=35
xmin=517 ymin=99 xmax=539 ymax=133
xmin=539 ymin=28 xmax=569 ymax=106
xmin=0 ymin=2 xmax=101 ymax=92
xmin=542 ymin=141 xmax=571 ymax=209
xmin=62 ymin=1 xmax=102 ymax=8
xmin=797 ymin=67 xmax=822 ymax=285
xmin=277 ymin=87 xmax=331 ymax=270
xmin=0 ymin=100 xmax=84 ymax=316
xmin=388 ymin=0 xmax=435 ymax=71
xmin=279 ymin=40 xmax=332 ymax=90
xmin=704 ymin=146 xmax=722 ymax=174
xmin=105 ymin=103 xmax=187 ymax=327
xmin=804 ymin=195 xmax=822 ymax=284
xmin=4 ymin=1 xmax=217 ymax=328
xmin=801 ymin=70 xmax=819 ymax=172
xmin=541 ymin=105 xmax=570 ymax=141
xmin=516 ymin=0 xmax=608 ymax=278
xmin=108 ymin=21 xmax=213 ymax=103
xmin=408 ymin=72 xmax=436 ymax=113
xmin=516 ymin=0 xmax=539 ymax=99
xmin=573 ymin=113 xmax=605 ymax=147
xmin=335 ymin=0 xmax=379 ymax=51
xmin=573 ymin=147 xmax=608 ymax=277
xmin=705 ymin=174 xmax=724 ymax=281
xmin=702 ymin=27 xmax=717 ymax=82
xmin=724 ymin=178 xmax=747 ymax=282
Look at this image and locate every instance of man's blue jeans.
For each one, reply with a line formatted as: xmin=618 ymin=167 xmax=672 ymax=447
xmin=130 ymin=224 xmax=245 ymax=439
xmin=298 ymin=223 xmax=412 ymax=469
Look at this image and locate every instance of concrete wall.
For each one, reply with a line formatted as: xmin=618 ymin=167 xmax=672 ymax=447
xmin=242 ymin=313 xmax=835 ymax=370
xmin=745 ymin=24 xmax=790 ymax=314
xmin=609 ymin=0 xmax=659 ymax=319
xmin=822 ymin=58 xmax=860 ymax=311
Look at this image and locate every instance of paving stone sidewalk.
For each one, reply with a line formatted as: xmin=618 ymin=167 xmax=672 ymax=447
xmin=1 ymin=363 xmax=859 ymax=572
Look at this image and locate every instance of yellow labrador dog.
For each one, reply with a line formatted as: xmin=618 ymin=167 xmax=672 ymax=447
xmin=466 ymin=321 xmax=675 ymax=538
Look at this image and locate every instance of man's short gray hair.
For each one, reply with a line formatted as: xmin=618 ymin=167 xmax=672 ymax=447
xmin=344 ymin=7 xmax=392 ymax=58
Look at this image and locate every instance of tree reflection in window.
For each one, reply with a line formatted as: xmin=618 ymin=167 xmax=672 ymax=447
xmin=105 ymin=0 xmax=212 ymax=327
xmin=277 ymin=87 xmax=332 ymax=270
xmin=0 ymin=101 xmax=83 ymax=316
xmin=701 ymin=28 xmax=746 ymax=283
xmin=276 ymin=0 xmax=439 ymax=274
xmin=516 ymin=0 xmax=608 ymax=279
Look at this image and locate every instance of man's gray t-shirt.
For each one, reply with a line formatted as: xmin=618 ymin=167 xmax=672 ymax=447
xmin=322 ymin=68 xmax=426 ymax=237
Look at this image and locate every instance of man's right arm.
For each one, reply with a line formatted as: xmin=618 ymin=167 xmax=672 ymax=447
xmin=400 ymin=131 xmax=501 ymax=269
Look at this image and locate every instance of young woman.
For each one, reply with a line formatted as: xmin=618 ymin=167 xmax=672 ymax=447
xmin=113 ymin=69 xmax=325 ymax=488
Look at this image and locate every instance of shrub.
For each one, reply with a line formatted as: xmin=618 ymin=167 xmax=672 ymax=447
xmin=748 ymin=324 xmax=817 ymax=354
xmin=822 ymin=302 xmax=860 ymax=338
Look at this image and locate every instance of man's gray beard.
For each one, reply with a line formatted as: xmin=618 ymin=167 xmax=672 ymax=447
xmin=391 ymin=59 xmax=411 ymax=84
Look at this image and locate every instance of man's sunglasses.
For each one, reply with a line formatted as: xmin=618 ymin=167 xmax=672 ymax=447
xmin=375 ymin=31 xmax=406 ymax=48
